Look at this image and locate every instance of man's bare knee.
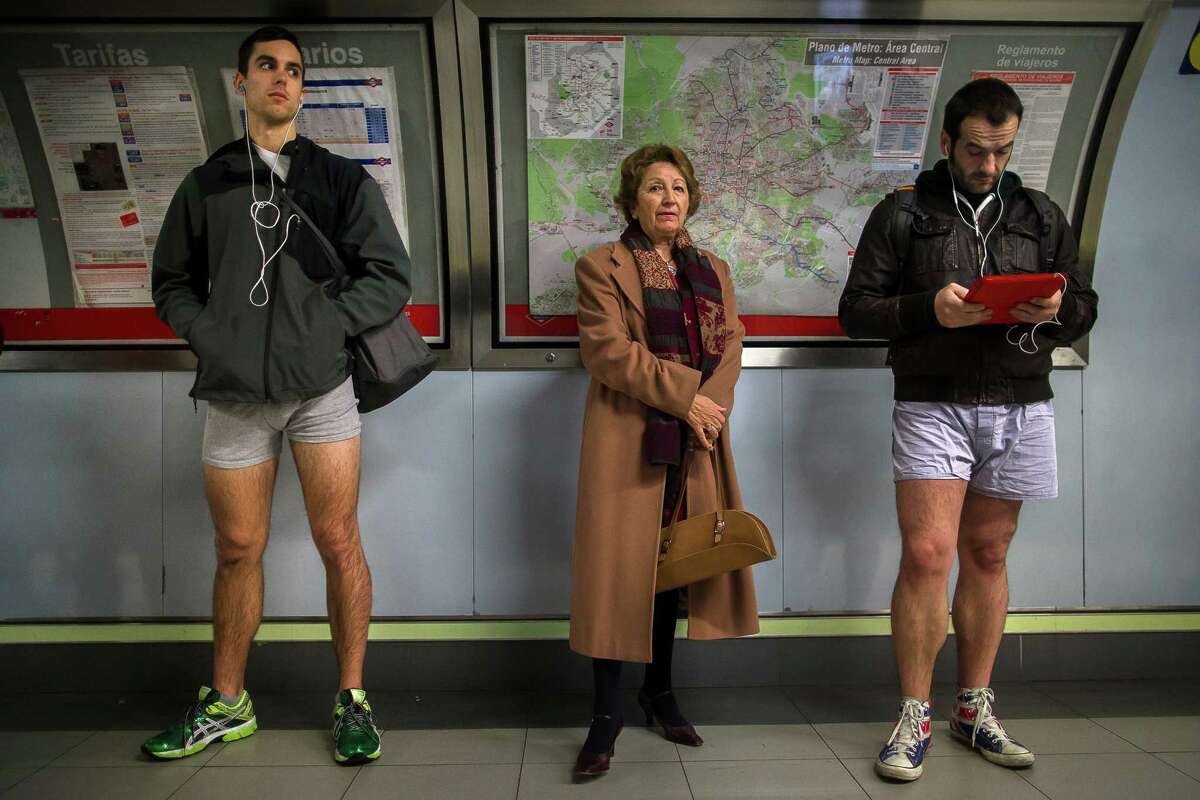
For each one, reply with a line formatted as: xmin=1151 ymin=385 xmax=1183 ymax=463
xmin=312 ymin=519 xmax=362 ymax=566
xmin=900 ymin=533 xmax=956 ymax=580
xmin=959 ymin=527 xmax=1015 ymax=575
xmin=215 ymin=529 xmax=268 ymax=568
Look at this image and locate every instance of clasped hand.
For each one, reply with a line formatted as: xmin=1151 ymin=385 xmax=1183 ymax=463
xmin=686 ymin=394 xmax=726 ymax=450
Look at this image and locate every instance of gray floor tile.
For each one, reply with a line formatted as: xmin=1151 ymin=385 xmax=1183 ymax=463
xmin=1021 ymin=753 xmax=1200 ymax=799
xmin=784 ymin=685 xmax=901 ymax=724
xmin=0 ymin=692 xmax=139 ymax=730
xmin=930 ymin=682 xmax=1079 ymax=719
xmin=344 ymin=764 xmax=521 ymax=799
xmin=1154 ymin=751 xmax=1200 ymax=781
xmin=683 ymin=758 xmax=870 ymax=799
xmin=679 ymin=724 xmax=833 ymax=762
xmin=392 ymin=692 xmax=531 ymax=729
xmin=170 ymin=765 xmax=357 ymax=799
xmin=247 ymin=692 xmax=341 ymax=730
xmin=374 ymin=728 xmax=525 ymax=765
xmin=105 ymin=693 xmax=211 ymax=731
xmin=2 ymin=765 xmax=199 ymax=800
xmin=526 ymin=692 xmax=595 ymax=728
xmin=789 ymin=682 xmax=1079 ymax=726
xmin=50 ymin=729 xmax=224 ymax=767
xmin=842 ymin=756 xmax=1046 ymax=799
xmin=517 ymin=760 xmax=692 ymax=799
xmin=0 ymin=730 xmax=93 ymax=767
xmin=670 ymin=688 xmax=809 ymax=725
xmin=1032 ymin=680 xmax=1200 ymax=716
xmin=523 ymin=726 xmax=679 ymax=763
xmin=813 ymin=722 xmax=972 ymax=760
xmin=1091 ymin=715 xmax=1200 ymax=752
xmin=204 ymin=729 xmax=332 ymax=766
xmin=0 ymin=766 xmax=39 ymax=791
xmin=998 ymin=717 xmax=1141 ymax=755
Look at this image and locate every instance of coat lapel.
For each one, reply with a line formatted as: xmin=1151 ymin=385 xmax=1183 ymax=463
xmin=608 ymin=241 xmax=645 ymax=319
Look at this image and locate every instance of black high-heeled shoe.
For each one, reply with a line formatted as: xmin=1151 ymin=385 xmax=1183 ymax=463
xmin=573 ymin=714 xmax=624 ymax=776
xmin=638 ymin=688 xmax=703 ymax=747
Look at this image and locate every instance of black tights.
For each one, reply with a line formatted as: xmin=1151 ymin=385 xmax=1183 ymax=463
xmin=591 ymin=587 xmax=681 ymax=714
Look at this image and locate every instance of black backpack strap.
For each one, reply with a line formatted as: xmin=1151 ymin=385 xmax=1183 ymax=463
xmin=284 ymin=193 xmax=351 ymax=295
xmin=889 ymin=186 xmax=919 ymax=268
xmin=1022 ymin=188 xmax=1059 ymax=272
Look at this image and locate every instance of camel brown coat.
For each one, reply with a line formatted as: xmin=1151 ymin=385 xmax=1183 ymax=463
xmin=568 ymin=240 xmax=759 ymax=663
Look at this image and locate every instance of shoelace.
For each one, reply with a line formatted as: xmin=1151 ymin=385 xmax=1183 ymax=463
xmin=885 ymin=698 xmax=927 ymax=755
xmin=180 ymin=698 xmax=223 ymax=744
xmin=338 ymin=701 xmax=375 ymax=735
xmin=181 ymin=700 xmax=204 ymax=739
xmin=964 ymin=688 xmax=1008 ymax=747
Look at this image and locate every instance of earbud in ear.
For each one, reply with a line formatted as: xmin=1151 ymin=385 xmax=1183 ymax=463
xmin=238 ymin=84 xmax=245 ymax=94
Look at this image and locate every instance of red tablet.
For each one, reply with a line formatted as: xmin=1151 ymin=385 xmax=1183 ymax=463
xmin=963 ymin=273 xmax=1066 ymax=325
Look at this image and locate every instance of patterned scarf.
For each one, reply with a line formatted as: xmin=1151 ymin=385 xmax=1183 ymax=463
xmin=620 ymin=221 xmax=727 ymax=467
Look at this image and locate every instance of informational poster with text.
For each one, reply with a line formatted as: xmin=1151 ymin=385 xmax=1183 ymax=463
xmin=973 ymin=70 xmax=1075 ymax=191
xmin=21 ymin=66 xmax=208 ymax=307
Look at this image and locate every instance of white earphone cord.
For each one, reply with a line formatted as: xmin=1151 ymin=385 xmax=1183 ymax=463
xmin=243 ymin=89 xmax=302 ymax=307
xmin=1006 ymin=272 xmax=1068 ymax=355
xmin=948 ymin=166 xmax=1004 ymax=276
xmin=946 ymin=165 xmax=1064 ymax=355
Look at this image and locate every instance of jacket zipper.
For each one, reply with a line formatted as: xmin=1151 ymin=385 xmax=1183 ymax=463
xmin=262 ymin=251 xmax=281 ymax=401
xmin=954 ymin=215 xmax=987 ymax=404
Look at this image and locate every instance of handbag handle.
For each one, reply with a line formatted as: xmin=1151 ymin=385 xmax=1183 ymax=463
xmin=661 ymin=435 xmax=727 ymax=559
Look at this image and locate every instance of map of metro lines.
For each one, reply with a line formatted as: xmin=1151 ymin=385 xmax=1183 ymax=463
xmin=527 ymin=35 xmax=945 ymax=319
xmin=527 ymin=36 xmax=624 ymax=139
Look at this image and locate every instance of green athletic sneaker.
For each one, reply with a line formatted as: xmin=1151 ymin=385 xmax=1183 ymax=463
xmin=141 ymin=686 xmax=257 ymax=760
xmin=333 ymin=688 xmax=382 ymax=765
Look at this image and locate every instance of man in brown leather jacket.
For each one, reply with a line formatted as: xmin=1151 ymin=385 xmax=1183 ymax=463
xmin=839 ymin=78 xmax=1098 ymax=782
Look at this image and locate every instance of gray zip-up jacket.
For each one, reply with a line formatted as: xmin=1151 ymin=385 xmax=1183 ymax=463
xmin=152 ymin=135 xmax=411 ymax=402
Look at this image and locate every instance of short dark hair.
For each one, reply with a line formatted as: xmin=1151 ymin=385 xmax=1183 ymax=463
xmin=614 ymin=144 xmax=703 ymax=223
xmin=237 ymin=26 xmax=304 ymax=77
xmin=942 ymin=78 xmax=1023 ymax=142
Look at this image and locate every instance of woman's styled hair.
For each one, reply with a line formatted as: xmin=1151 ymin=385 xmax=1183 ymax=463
xmin=614 ymin=144 xmax=702 ymax=223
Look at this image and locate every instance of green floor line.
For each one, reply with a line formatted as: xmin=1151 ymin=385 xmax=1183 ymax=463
xmin=1 ymin=612 xmax=1197 ymax=644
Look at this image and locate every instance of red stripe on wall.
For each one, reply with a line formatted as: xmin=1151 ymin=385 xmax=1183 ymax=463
xmin=0 ymin=308 xmax=175 ymax=341
xmin=1 ymin=303 xmax=443 ymax=343
xmin=741 ymin=315 xmax=845 ymax=337
xmin=403 ymin=304 xmax=441 ymax=338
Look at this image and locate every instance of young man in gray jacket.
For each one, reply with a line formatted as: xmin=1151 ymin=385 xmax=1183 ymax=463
xmin=144 ymin=25 xmax=410 ymax=765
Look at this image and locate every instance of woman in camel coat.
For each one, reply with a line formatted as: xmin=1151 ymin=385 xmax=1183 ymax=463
xmin=569 ymin=144 xmax=758 ymax=776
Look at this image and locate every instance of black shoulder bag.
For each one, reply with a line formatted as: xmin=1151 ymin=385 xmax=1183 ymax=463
xmin=287 ymin=199 xmax=438 ymax=413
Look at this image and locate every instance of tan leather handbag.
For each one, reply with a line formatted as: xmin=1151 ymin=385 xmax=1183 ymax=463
xmin=656 ymin=443 xmax=776 ymax=592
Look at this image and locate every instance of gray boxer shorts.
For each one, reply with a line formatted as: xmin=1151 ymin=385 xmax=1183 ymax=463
xmin=202 ymin=376 xmax=361 ymax=469
xmin=892 ymin=399 xmax=1058 ymax=501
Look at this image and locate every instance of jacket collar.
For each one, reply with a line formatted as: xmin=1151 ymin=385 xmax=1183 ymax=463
xmin=208 ymin=134 xmax=315 ymax=190
xmin=916 ymin=159 xmax=1024 ymax=215
xmin=608 ymin=241 xmax=645 ymax=318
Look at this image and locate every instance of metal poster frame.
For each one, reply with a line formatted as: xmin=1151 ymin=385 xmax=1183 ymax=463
xmin=457 ymin=0 xmax=1169 ymax=370
xmin=0 ymin=1 xmax=473 ymax=370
